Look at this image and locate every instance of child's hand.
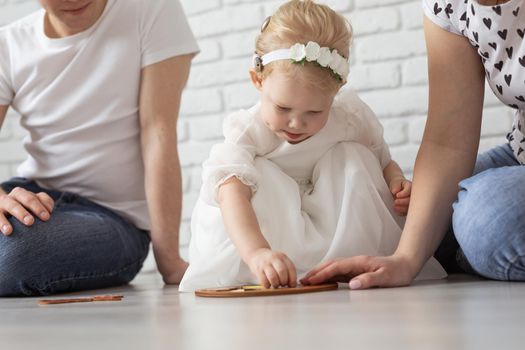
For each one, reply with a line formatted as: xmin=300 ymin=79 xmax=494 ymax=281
xmin=247 ymin=248 xmax=297 ymax=288
xmin=389 ymin=177 xmax=412 ymax=216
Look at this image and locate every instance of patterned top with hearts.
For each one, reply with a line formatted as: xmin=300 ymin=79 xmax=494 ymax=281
xmin=423 ymin=0 xmax=525 ymax=163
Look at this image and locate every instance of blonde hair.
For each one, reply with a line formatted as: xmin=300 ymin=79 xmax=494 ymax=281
xmin=255 ymin=0 xmax=352 ymax=95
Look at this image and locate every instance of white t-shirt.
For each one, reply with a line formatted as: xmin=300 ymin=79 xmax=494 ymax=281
xmin=423 ymin=0 xmax=525 ymax=163
xmin=201 ymin=89 xmax=392 ymax=206
xmin=0 ymin=0 xmax=199 ymax=230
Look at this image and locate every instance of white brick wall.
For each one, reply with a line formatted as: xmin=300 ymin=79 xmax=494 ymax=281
xmin=0 ymin=0 xmax=513 ymax=259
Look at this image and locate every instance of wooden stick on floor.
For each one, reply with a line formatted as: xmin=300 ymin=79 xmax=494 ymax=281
xmin=38 ymin=295 xmax=124 ymax=306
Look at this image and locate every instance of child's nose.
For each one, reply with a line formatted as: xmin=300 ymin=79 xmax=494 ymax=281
xmin=288 ymin=116 xmax=305 ymax=130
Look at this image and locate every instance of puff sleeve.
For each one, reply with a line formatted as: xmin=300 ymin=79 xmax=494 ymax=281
xmin=201 ymin=108 xmax=278 ymax=206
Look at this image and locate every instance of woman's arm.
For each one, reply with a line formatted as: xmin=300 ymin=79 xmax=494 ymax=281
xmin=139 ymin=54 xmax=193 ymax=284
xmin=302 ymin=17 xmax=485 ymax=288
xmin=218 ymin=177 xmax=297 ymax=288
xmin=396 ymin=17 xmax=485 ymax=272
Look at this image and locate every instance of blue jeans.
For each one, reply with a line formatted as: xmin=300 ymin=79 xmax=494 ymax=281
xmin=435 ymin=143 xmax=525 ymax=280
xmin=0 ymin=178 xmax=150 ymax=297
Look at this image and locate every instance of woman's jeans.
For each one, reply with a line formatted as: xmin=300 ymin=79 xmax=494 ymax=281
xmin=0 ymin=178 xmax=150 ymax=297
xmin=435 ymin=143 xmax=525 ymax=281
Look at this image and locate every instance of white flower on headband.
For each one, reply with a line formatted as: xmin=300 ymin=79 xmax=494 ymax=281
xmin=290 ymin=43 xmax=307 ymax=61
xmin=317 ymin=47 xmax=332 ymax=67
xmin=329 ymin=50 xmax=349 ymax=78
xmin=305 ymin=41 xmax=321 ymax=62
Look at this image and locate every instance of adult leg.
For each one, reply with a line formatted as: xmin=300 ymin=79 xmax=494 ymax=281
xmin=434 ymin=144 xmax=520 ymax=273
xmin=0 ymin=178 xmax=150 ymax=296
xmin=452 ymin=164 xmax=525 ymax=280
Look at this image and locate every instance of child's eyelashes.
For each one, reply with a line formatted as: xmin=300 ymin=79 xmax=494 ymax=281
xmin=274 ymin=105 xmax=323 ymax=115
xmin=275 ymin=105 xmax=291 ymax=112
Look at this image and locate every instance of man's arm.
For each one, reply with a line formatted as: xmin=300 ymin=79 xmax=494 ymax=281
xmin=0 ymin=105 xmax=8 ymax=195
xmin=139 ymin=54 xmax=193 ymax=284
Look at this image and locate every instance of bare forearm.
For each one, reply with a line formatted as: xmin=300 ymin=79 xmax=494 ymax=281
xmin=143 ymin=137 xmax=183 ymax=266
xmin=218 ymin=179 xmax=270 ymax=262
xmin=396 ymin=140 xmax=477 ymax=271
xmin=383 ymin=160 xmax=406 ymax=184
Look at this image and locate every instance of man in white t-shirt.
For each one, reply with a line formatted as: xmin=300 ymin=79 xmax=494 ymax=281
xmin=0 ymin=0 xmax=199 ymax=296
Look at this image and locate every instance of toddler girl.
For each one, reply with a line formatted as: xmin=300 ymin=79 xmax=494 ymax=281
xmin=179 ymin=0 xmax=445 ymax=291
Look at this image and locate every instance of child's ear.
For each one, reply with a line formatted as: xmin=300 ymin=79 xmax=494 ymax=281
xmin=249 ymin=69 xmax=263 ymax=91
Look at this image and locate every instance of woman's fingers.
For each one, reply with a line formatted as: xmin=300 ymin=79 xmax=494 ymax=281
xmin=302 ymin=258 xmax=368 ymax=285
xmin=348 ymin=269 xmax=386 ymax=290
xmin=301 ymin=259 xmax=336 ymax=284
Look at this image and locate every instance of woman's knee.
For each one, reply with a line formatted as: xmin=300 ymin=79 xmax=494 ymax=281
xmin=452 ymin=167 xmax=525 ymax=280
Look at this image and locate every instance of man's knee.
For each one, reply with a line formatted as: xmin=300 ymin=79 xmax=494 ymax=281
xmin=0 ymin=235 xmax=37 ymax=296
xmin=452 ymin=167 xmax=525 ymax=280
xmin=0 ymin=219 xmax=58 ymax=296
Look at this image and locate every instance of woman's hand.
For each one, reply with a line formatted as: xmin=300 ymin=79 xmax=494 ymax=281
xmin=0 ymin=187 xmax=54 ymax=236
xmin=247 ymin=248 xmax=297 ymax=288
xmin=389 ymin=177 xmax=412 ymax=216
xmin=300 ymin=253 xmax=418 ymax=290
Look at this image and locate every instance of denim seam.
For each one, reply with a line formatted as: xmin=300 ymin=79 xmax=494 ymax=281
xmin=504 ymin=253 xmax=525 ymax=281
xmin=40 ymin=256 xmax=145 ymax=292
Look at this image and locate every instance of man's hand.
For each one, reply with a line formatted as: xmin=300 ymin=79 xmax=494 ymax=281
xmin=300 ymin=253 xmax=418 ymax=290
xmin=389 ymin=177 xmax=412 ymax=216
xmin=0 ymin=187 xmax=54 ymax=236
xmin=247 ymin=248 xmax=297 ymax=289
xmin=159 ymin=256 xmax=189 ymax=284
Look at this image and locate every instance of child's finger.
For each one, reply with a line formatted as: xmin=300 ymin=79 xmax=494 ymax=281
xmin=272 ymin=259 xmax=289 ymax=287
xmin=264 ymin=266 xmax=281 ymax=288
xmin=396 ymin=182 xmax=412 ymax=197
xmin=394 ymin=207 xmax=408 ymax=216
xmin=394 ymin=204 xmax=409 ymax=216
xmin=283 ymin=257 xmax=297 ymax=287
xmin=256 ymin=270 xmax=270 ymax=289
xmin=394 ymin=197 xmax=410 ymax=206
xmin=390 ymin=182 xmax=402 ymax=195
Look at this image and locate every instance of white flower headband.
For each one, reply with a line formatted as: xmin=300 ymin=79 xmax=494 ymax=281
xmin=253 ymin=41 xmax=350 ymax=83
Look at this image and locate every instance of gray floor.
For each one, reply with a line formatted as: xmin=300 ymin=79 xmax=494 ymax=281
xmin=1 ymin=272 xmax=523 ymax=350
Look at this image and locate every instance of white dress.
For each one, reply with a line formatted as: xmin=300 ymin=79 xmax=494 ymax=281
xmin=179 ymin=89 xmax=446 ymax=291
